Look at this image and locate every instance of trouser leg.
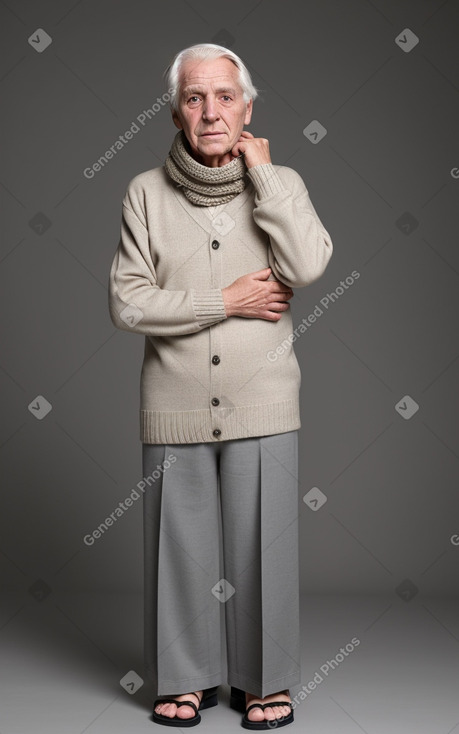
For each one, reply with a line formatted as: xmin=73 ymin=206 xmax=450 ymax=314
xmin=219 ymin=431 xmax=301 ymax=698
xmin=142 ymin=442 xmax=222 ymax=696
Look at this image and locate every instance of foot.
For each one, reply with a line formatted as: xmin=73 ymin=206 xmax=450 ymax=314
xmin=245 ymin=689 xmax=292 ymax=722
xmin=154 ymin=690 xmax=203 ymax=720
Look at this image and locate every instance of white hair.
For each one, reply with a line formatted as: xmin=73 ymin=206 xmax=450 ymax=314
xmin=163 ymin=43 xmax=259 ymax=111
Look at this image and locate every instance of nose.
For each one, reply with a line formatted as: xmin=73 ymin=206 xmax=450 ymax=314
xmin=202 ymin=97 xmax=219 ymax=122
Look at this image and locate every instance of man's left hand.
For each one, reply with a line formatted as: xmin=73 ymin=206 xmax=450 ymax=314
xmin=231 ymin=131 xmax=271 ymax=168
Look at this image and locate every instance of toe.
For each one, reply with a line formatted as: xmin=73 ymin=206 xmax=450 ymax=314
xmin=162 ymin=703 xmax=177 ymax=718
xmin=272 ymin=703 xmax=291 ymax=719
xmin=277 ymin=704 xmax=291 ymax=718
xmin=263 ymin=705 xmax=276 ymax=720
xmin=247 ymin=706 xmax=265 ymax=722
xmin=176 ymin=704 xmax=196 ymax=719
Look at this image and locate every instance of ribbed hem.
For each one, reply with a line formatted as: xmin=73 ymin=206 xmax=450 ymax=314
xmin=140 ymin=399 xmax=301 ymax=444
xmin=246 ymin=163 xmax=287 ymax=201
xmin=190 ymin=288 xmax=228 ymax=327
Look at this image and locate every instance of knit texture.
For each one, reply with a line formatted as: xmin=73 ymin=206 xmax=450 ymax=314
xmin=164 ymin=130 xmax=247 ymax=206
xmin=109 ymin=159 xmax=334 ymax=444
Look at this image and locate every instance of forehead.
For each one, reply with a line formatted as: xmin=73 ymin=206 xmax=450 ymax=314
xmin=178 ymin=56 xmax=241 ymax=91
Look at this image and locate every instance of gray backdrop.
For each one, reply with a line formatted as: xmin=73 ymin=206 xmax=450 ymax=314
xmin=1 ymin=0 xmax=458 ymax=602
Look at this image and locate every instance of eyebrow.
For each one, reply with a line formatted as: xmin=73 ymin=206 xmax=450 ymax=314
xmin=182 ymin=86 xmax=237 ymax=97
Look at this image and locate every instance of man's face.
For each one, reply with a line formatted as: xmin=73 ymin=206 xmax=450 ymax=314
xmin=172 ymin=56 xmax=253 ymax=167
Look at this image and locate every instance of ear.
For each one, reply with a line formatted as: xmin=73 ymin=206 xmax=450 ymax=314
xmin=172 ymin=108 xmax=183 ymax=130
xmin=244 ymin=98 xmax=253 ymax=125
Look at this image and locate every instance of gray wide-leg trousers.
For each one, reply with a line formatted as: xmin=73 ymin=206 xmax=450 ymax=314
xmin=142 ymin=430 xmax=301 ymax=699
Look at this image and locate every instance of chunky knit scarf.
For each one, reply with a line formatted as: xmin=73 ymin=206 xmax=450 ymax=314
xmin=164 ymin=130 xmax=247 ymax=206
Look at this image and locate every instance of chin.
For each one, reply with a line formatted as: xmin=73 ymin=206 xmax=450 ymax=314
xmin=200 ymin=142 xmax=225 ymax=150
xmin=198 ymin=144 xmax=227 ymax=156
xmin=200 ymin=138 xmax=225 ymax=146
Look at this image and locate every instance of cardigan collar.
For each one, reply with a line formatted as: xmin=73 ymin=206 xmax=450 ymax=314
xmin=165 ymin=167 xmax=255 ymax=235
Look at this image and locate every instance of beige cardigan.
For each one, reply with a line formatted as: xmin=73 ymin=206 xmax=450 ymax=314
xmin=108 ymin=161 xmax=333 ymax=444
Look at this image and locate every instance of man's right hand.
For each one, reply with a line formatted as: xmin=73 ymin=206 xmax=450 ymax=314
xmin=222 ymin=267 xmax=294 ymax=321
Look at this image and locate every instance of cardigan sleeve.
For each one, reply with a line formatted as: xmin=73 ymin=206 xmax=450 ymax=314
xmin=108 ymin=202 xmax=228 ymax=336
xmin=246 ymin=164 xmax=333 ymax=288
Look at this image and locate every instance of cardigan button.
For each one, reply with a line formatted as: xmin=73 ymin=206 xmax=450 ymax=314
xmin=211 ymin=355 xmax=220 ymax=365
xmin=211 ymin=397 xmax=220 ymax=406
xmin=211 ymin=239 xmax=220 ymax=249
xmin=213 ymin=428 xmax=221 ymax=437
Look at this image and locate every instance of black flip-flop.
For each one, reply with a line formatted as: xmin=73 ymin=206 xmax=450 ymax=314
xmin=236 ymin=689 xmax=294 ymax=730
xmin=152 ymin=686 xmax=218 ymax=727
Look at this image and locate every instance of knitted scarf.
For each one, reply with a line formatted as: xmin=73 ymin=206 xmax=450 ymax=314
xmin=164 ymin=130 xmax=247 ymax=206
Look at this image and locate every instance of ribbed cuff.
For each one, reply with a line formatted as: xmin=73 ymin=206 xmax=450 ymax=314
xmin=191 ymin=288 xmax=228 ymax=327
xmin=246 ymin=163 xmax=286 ymax=201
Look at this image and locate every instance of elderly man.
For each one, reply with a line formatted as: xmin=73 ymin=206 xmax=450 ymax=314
xmin=108 ymin=43 xmax=333 ymax=729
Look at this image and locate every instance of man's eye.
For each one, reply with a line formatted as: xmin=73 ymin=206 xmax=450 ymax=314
xmin=188 ymin=96 xmax=200 ymax=103
xmin=221 ymin=95 xmax=231 ymax=102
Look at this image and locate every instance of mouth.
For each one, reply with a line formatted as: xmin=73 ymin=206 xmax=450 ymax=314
xmin=201 ymin=132 xmax=225 ymax=137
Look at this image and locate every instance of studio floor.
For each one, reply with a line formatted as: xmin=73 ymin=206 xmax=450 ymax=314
xmin=0 ymin=592 xmax=458 ymax=733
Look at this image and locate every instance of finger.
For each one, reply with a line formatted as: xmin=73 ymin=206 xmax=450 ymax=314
xmin=236 ymin=132 xmax=253 ymax=146
xmin=231 ymin=142 xmax=245 ymax=158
